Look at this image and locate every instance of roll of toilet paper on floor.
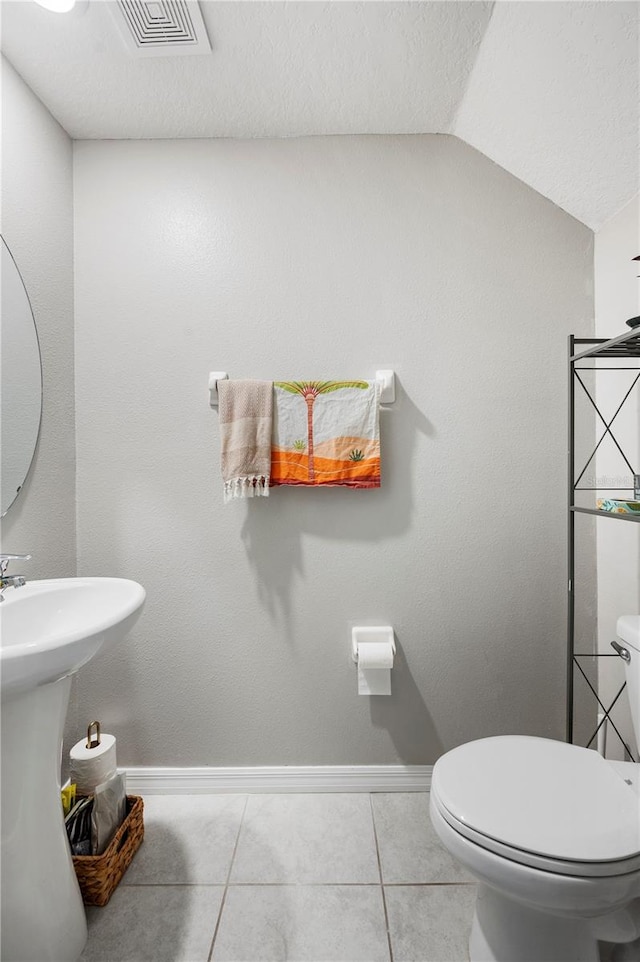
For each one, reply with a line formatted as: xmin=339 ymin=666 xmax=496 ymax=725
xmin=70 ymin=733 xmax=117 ymax=795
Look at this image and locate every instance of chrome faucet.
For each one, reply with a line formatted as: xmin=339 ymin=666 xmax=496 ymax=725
xmin=0 ymin=554 xmax=31 ymax=601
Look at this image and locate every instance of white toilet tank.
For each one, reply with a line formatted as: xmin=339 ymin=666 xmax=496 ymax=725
xmin=616 ymin=615 xmax=640 ymax=748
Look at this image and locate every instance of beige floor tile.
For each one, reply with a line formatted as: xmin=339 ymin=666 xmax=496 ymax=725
xmin=231 ymin=794 xmax=379 ymax=883
xmin=372 ymin=793 xmax=473 ymax=883
xmin=213 ymin=885 xmax=390 ymax=961
xmin=80 ymin=885 xmax=224 ymax=962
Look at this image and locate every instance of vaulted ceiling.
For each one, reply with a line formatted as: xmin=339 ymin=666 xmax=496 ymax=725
xmin=2 ymin=0 xmax=638 ymax=229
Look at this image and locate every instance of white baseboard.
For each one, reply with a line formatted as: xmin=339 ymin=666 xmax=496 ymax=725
xmin=122 ymin=764 xmax=432 ymax=795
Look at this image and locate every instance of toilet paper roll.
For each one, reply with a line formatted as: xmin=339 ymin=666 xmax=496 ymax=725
xmin=70 ymin=733 xmax=117 ymax=796
xmin=357 ymin=642 xmax=394 ymax=669
xmin=356 ymin=641 xmax=394 ymax=695
xmin=358 ymin=667 xmax=391 ymax=695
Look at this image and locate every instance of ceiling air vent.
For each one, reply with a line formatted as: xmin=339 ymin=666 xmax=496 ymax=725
xmin=110 ymin=0 xmax=211 ymax=57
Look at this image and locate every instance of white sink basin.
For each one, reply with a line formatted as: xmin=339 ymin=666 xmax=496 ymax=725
xmin=1 ymin=577 xmax=146 ymax=695
xmin=1 ymin=576 xmax=145 ymax=962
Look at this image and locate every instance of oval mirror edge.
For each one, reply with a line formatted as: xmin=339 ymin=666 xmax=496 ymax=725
xmin=1 ymin=234 xmax=44 ymax=518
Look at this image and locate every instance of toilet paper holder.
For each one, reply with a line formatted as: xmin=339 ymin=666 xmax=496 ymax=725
xmin=351 ymin=626 xmax=396 ymax=663
xmin=86 ymin=720 xmax=102 ymax=749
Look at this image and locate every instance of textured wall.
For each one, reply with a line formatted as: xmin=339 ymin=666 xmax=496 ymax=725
xmin=0 ymin=58 xmax=76 ymax=579
xmin=594 ymin=195 xmax=640 ymax=759
xmin=73 ymin=134 xmax=594 ymax=766
xmin=1 ymin=57 xmax=78 ymax=766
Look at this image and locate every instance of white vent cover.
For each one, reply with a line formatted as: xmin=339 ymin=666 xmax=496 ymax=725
xmin=110 ymin=0 xmax=211 ymax=57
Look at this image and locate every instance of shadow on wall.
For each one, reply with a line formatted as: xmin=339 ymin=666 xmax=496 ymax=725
xmin=239 ymin=382 xmax=441 ymax=765
xmin=240 ymin=382 xmax=434 ymax=636
xmin=369 ymin=636 xmax=444 ymax=763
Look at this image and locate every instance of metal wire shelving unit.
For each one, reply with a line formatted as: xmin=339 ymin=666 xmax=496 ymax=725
xmin=567 ymin=326 xmax=640 ymax=759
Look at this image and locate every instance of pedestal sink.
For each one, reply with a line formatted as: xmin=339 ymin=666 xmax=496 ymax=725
xmin=1 ymin=578 xmax=145 ymax=962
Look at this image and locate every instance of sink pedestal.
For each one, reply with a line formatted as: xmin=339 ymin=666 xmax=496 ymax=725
xmin=1 ymin=675 xmax=88 ymax=962
xmin=0 ymin=577 xmax=145 ymax=960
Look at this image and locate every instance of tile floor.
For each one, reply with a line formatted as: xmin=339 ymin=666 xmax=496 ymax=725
xmin=80 ymin=792 xmax=476 ymax=962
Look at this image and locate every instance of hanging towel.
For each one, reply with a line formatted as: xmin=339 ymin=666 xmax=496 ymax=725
xmin=218 ymin=379 xmax=273 ymax=502
xmin=271 ymin=380 xmax=381 ymax=488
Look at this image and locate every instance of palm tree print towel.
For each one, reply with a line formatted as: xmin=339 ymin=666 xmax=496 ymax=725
xmin=271 ymin=380 xmax=381 ymax=488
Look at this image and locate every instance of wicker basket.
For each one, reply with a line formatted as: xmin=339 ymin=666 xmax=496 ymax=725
xmin=72 ymin=796 xmax=144 ymax=906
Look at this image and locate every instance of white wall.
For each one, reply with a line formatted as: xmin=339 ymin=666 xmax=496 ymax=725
xmin=0 ymin=57 xmax=76 ymax=575
xmin=72 ymin=134 xmax=594 ymax=767
xmin=1 ymin=56 xmax=78 ymax=759
xmin=594 ymin=195 xmax=640 ymax=759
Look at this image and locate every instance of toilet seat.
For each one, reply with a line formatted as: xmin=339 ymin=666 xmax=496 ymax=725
xmin=432 ymin=735 xmax=640 ymax=879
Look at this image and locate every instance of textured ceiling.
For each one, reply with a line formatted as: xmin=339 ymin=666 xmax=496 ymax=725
xmin=1 ymin=0 xmax=638 ymax=230
xmin=454 ymin=1 xmax=640 ymax=231
xmin=0 ymin=1 xmax=494 ymax=138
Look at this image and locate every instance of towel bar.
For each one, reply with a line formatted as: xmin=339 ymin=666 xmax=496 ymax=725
xmin=208 ymin=372 xmax=229 ymax=407
xmin=208 ymin=370 xmax=395 ymax=407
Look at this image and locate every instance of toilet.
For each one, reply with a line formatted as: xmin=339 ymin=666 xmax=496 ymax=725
xmin=430 ymin=615 xmax=640 ymax=962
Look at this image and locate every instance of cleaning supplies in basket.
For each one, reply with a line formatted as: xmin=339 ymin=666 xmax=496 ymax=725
xmin=91 ymin=773 xmax=127 ymax=855
xmin=66 ymin=796 xmax=94 ymax=856
xmin=72 ymin=796 xmax=145 ymax=907
xmin=61 ymin=783 xmax=77 ymax=817
xmin=65 ymin=772 xmax=127 ymax=856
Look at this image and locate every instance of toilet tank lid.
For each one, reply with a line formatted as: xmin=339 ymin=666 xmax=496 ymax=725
xmin=617 ymin=615 xmax=640 ymax=651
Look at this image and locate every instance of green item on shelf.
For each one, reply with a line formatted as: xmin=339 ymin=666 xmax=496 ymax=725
xmin=597 ymin=499 xmax=640 ymax=515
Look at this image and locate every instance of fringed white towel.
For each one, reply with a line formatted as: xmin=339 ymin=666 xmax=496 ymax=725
xmin=217 ymin=380 xmax=273 ymax=503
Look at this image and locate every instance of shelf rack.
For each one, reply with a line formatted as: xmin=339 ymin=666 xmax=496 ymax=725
xmin=567 ymin=326 xmax=640 ymax=760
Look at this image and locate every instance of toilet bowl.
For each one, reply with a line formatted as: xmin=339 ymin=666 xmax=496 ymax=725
xmin=430 ymin=615 xmax=640 ymax=962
